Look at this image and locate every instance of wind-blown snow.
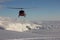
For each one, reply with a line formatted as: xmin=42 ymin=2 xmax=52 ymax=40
xmin=0 ymin=16 xmax=41 ymax=32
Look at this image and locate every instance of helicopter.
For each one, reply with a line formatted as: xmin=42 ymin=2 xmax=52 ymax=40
xmin=8 ymin=7 xmax=26 ymax=17
xmin=8 ymin=7 xmax=39 ymax=18
xmin=18 ymin=8 xmax=26 ymax=17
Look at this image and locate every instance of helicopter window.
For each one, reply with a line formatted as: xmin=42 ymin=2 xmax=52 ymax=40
xmin=19 ymin=10 xmax=24 ymax=13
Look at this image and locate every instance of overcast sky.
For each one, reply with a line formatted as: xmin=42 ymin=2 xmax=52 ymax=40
xmin=0 ymin=0 xmax=60 ymax=21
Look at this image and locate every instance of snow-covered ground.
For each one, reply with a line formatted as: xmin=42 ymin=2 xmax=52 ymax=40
xmin=0 ymin=29 xmax=60 ymax=40
xmin=0 ymin=16 xmax=60 ymax=40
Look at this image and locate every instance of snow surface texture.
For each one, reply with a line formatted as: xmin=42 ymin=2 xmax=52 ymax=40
xmin=0 ymin=29 xmax=60 ymax=40
xmin=0 ymin=17 xmax=41 ymax=32
xmin=0 ymin=30 xmax=60 ymax=40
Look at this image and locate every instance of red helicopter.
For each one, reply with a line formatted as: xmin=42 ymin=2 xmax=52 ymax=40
xmin=8 ymin=7 xmax=38 ymax=18
xmin=8 ymin=7 xmax=26 ymax=17
xmin=18 ymin=9 xmax=26 ymax=17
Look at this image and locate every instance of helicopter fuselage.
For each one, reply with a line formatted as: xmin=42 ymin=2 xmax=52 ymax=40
xmin=18 ymin=10 xmax=26 ymax=17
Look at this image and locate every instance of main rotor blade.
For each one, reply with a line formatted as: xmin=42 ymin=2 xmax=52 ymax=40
xmin=7 ymin=7 xmax=24 ymax=9
xmin=7 ymin=7 xmax=40 ymax=9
